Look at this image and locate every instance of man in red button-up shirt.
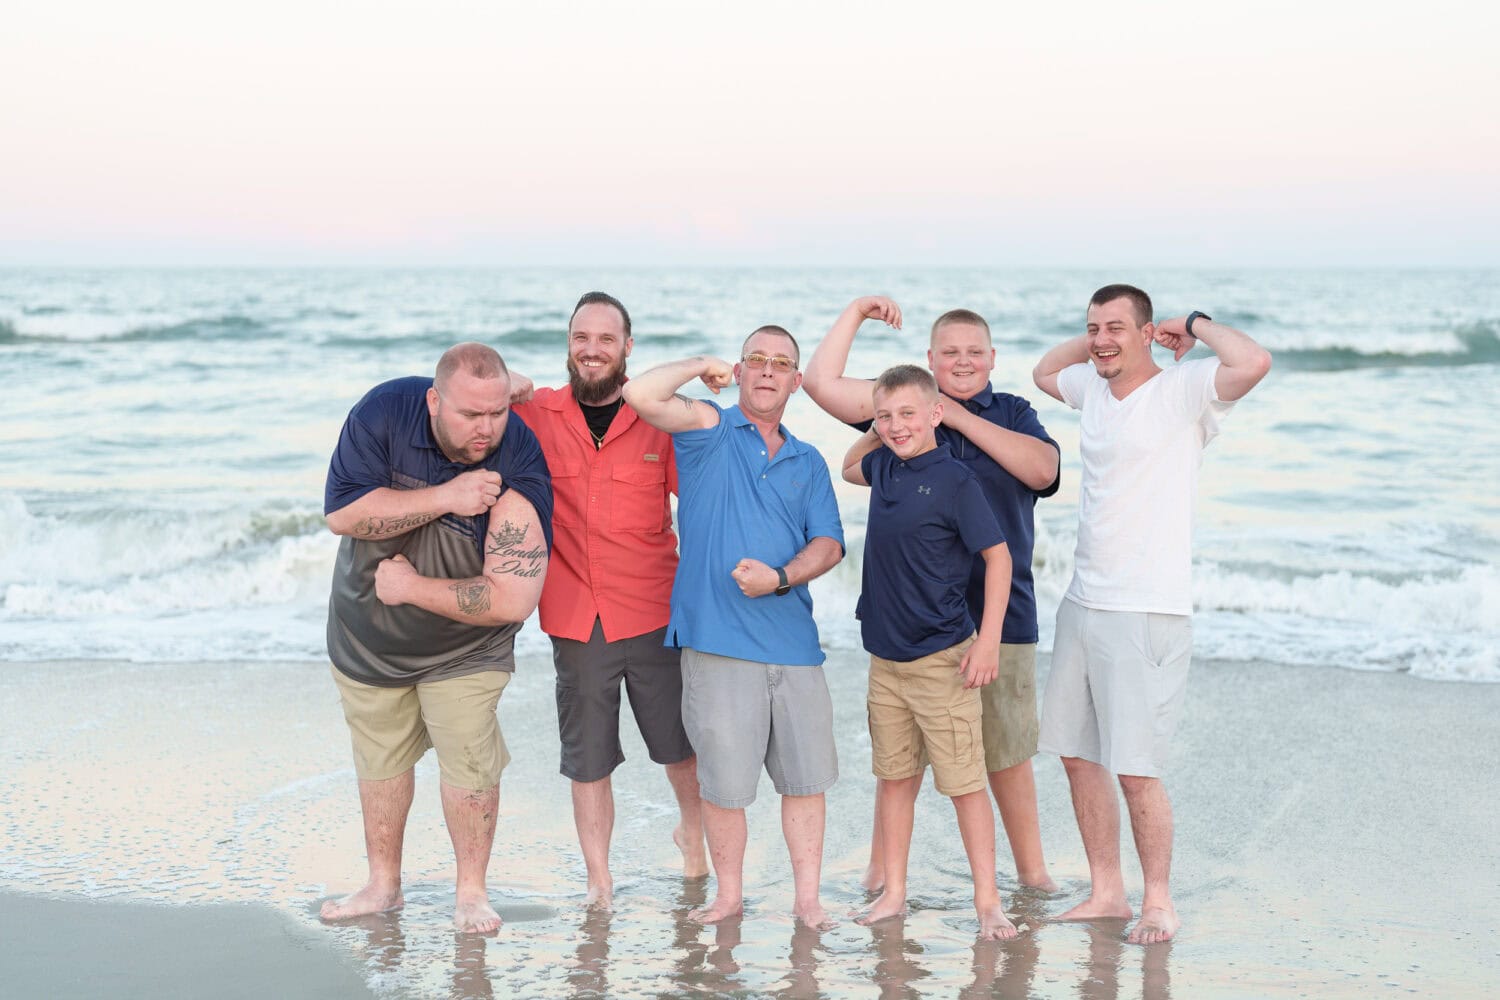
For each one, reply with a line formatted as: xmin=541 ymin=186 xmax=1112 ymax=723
xmin=512 ymin=292 xmax=706 ymax=910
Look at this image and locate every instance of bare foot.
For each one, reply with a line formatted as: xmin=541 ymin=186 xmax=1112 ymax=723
xmin=977 ymin=900 xmax=1020 ymax=941
xmin=793 ymin=900 xmax=838 ymax=931
xmin=673 ymin=822 xmax=709 ymax=879
xmin=1053 ymin=896 xmax=1132 ymax=922
xmin=1126 ymin=904 xmax=1179 ymax=944
xmin=854 ymin=890 xmax=907 ymax=926
xmin=453 ymin=890 xmax=502 ymax=935
xmin=584 ymin=879 xmax=614 ymax=912
xmin=1018 ymin=870 xmax=1059 ymax=893
xmin=320 ymin=883 xmax=403 ymax=922
xmin=687 ymin=895 xmax=743 ymax=924
xmin=860 ymin=862 xmax=885 ymax=893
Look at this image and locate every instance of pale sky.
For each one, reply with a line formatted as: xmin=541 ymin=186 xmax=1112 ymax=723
xmin=3 ymin=0 xmax=1496 ymax=267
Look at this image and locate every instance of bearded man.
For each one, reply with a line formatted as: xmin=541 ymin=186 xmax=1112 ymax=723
xmin=511 ymin=292 xmax=706 ymax=910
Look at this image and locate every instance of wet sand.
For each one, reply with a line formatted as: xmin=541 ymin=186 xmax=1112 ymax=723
xmin=2 ymin=650 xmax=1497 ymax=998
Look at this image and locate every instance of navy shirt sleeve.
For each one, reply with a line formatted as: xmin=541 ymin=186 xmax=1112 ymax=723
xmin=951 ymin=473 xmax=1005 ymax=553
xmin=324 ymin=394 xmax=393 ymax=515
xmin=493 ymin=417 xmax=555 ymax=553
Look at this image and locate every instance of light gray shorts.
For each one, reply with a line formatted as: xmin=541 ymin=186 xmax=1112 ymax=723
xmin=1038 ymin=598 xmax=1192 ymax=777
xmin=680 ymin=647 xmax=838 ymax=808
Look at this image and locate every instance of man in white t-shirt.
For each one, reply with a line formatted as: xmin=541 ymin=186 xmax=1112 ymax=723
xmin=1032 ymin=284 xmax=1272 ymax=945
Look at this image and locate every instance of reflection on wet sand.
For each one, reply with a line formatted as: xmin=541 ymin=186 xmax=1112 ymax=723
xmin=1078 ymin=922 xmax=1174 ymax=1000
xmin=773 ymin=920 xmax=825 ymax=998
xmin=868 ymin=918 xmax=932 ymax=999
xmin=567 ymin=906 xmax=611 ymax=998
xmin=963 ymin=929 xmax=1041 ymax=999
xmin=668 ymin=877 xmax=746 ymax=994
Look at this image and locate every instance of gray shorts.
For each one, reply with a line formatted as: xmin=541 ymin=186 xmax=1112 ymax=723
xmin=680 ymin=647 xmax=839 ymax=808
xmin=1038 ymin=598 xmax=1192 ymax=777
xmin=553 ymin=620 xmax=693 ymax=783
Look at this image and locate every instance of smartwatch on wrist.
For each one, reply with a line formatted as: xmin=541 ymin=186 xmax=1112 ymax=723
xmin=774 ymin=567 xmax=791 ymax=596
xmin=1185 ymin=310 xmax=1211 ymax=339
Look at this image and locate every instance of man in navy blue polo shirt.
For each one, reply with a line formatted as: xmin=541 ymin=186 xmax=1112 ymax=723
xmin=321 ymin=342 xmax=553 ymax=934
xmin=622 ymin=325 xmax=845 ymax=930
xmin=842 ymin=364 xmax=1019 ymax=939
xmin=805 ymin=296 xmax=1060 ymax=895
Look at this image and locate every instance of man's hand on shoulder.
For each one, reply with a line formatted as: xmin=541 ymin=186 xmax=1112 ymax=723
xmin=731 ymin=558 xmax=779 ymax=598
xmin=442 ymin=470 xmax=503 ymax=516
xmin=508 ymin=372 xmax=535 ymax=404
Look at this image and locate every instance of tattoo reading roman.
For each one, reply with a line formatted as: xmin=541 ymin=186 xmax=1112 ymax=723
xmin=352 ymin=511 xmax=439 ymax=538
xmin=488 ymin=519 xmax=546 ymax=578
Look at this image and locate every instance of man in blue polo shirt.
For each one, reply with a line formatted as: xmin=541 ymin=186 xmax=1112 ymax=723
xmin=842 ymin=364 xmax=1018 ymax=940
xmin=804 ymin=295 xmax=1060 ymax=894
xmin=321 ymin=342 xmax=553 ymax=935
xmin=622 ymin=325 xmax=845 ymax=930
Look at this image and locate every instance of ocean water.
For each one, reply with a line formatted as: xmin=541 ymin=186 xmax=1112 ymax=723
xmin=1 ymin=267 xmax=1496 ymax=681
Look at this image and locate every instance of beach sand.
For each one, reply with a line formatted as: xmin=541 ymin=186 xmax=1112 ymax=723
xmin=2 ymin=652 xmax=1496 ymax=998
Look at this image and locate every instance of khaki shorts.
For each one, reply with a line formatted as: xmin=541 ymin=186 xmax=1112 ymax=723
xmin=331 ymin=664 xmax=511 ymax=791
xmin=867 ymin=636 xmax=985 ymax=797
xmin=979 ymin=643 xmax=1041 ymax=772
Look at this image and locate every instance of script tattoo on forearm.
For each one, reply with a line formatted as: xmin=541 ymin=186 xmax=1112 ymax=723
xmin=352 ymin=511 xmax=439 ymax=538
xmin=449 ymin=580 xmax=491 ymax=616
xmin=487 ymin=519 xmax=546 ymax=579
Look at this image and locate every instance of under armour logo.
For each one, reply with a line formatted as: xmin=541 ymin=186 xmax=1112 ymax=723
xmin=917 ymin=485 xmax=931 ymax=494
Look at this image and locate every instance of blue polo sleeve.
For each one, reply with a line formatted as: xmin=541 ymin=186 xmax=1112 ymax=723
xmin=324 ymin=404 xmax=391 ymax=515
xmin=952 ymin=474 xmax=1005 ymax=554
xmin=668 ymin=400 xmax=728 ymax=493
xmin=801 ymin=452 xmax=846 ymax=553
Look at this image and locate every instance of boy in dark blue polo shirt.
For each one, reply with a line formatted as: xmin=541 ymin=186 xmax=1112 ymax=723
xmin=842 ymin=364 xmax=1019 ymax=940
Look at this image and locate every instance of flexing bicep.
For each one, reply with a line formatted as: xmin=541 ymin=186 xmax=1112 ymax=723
xmin=806 ymin=375 xmax=876 ymax=423
xmin=481 ymin=489 xmax=548 ymax=622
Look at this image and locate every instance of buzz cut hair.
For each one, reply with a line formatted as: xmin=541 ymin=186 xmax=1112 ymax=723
xmin=1089 ymin=284 xmax=1153 ymax=327
xmin=931 ymin=308 xmax=992 ymax=346
xmin=435 ymin=342 xmax=508 ymax=391
xmin=874 ymin=363 xmax=938 ymax=401
xmin=742 ymin=324 xmax=801 ymax=364
xmin=570 ymin=291 xmax=632 ymax=337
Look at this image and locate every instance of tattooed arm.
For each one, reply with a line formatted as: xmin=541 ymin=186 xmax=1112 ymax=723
xmin=372 ymin=488 xmax=548 ymax=625
xmin=621 ymin=355 xmax=731 ymax=434
xmin=326 ymin=469 xmax=504 ymax=539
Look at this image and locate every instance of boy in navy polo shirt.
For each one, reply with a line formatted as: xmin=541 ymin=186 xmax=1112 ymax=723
xmin=843 ymin=364 xmax=1019 ymax=940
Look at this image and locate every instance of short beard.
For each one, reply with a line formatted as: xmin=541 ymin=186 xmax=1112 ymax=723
xmin=568 ymin=356 xmax=627 ymax=406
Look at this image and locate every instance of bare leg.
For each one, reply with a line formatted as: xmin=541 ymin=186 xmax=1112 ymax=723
xmin=321 ymin=769 xmax=412 ymax=921
xmin=690 ymin=800 xmax=746 ymax=923
xmin=858 ymin=775 xmax=920 ymax=926
xmin=862 ymin=796 xmax=885 ymax=892
xmin=952 ymin=788 xmax=1018 ymax=939
xmin=782 ymin=793 xmax=835 ymax=929
xmin=988 ymin=760 xmax=1057 ymax=891
xmin=664 ymin=757 xmax=709 ymax=878
xmin=1054 ymin=756 xmax=1132 ymax=922
xmin=571 ymin=775 xmax=614 ymax=909
xmin=440 ymin=780 xmax=502 ymax=933
xmin=1119 ymin=775 xmax=1179 ymax=944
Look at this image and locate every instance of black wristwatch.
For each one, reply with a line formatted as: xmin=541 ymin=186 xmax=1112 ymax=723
xmin=1185 ymin=310 xmax=1211 ymax=339
xmin=774 ymin=566 xmax=791 ymax=596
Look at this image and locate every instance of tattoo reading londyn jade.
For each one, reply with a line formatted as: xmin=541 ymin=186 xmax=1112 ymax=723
xmin=352 ymin=511 xmax=439 ymax=538
xmin=487 ymin=519 xmax=544 ymax=578
xmin=449 ymin=580 xmax=492 ymax=616
xmin=487 ymin=521 xmax=528 ymax=551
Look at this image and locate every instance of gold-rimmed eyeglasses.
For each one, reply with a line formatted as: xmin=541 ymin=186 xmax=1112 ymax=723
xmin=741 ymin=352 xmax=798 ymax=373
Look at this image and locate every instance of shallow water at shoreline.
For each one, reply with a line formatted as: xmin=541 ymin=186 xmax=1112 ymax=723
xmin=3 ymin=654 xmax=1497 ymax=997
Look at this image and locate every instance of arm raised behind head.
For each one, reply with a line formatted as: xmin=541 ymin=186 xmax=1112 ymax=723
xmin=1032 ymin=335 xmax=1091 ymax=402
xmin=1154 ymin=316 xmax=1272 ymax=402
xmin=803 ymin=296 xmax=901 ymax=423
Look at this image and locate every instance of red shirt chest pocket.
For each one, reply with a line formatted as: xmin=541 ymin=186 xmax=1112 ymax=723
xmin=609 ymin=462 xmax=669 ymax=533
xmin=550 ymin=461 xmax=586 ymax=527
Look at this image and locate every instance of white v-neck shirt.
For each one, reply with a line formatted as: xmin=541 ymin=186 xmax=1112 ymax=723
xmin=1057 ymin=357 xmax=1234 ymax=615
